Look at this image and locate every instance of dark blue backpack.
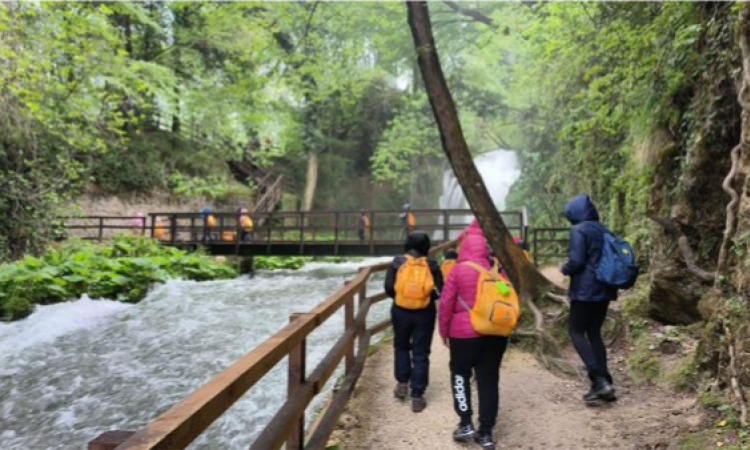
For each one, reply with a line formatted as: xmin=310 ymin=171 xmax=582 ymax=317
xmin=595 ymin=229 xmax=639 ymax=289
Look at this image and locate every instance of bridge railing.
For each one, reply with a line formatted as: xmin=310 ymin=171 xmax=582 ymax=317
xmin=531 ymin=227 xmax=569 ymax=267
xmin=88 ymin=241 xmax=456 ymax=450
xmin=59 ymin=209 xmax=527 ymax=247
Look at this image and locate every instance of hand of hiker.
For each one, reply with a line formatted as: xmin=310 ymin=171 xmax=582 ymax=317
xmin=443 ymin=337 xmax=450 ymax=348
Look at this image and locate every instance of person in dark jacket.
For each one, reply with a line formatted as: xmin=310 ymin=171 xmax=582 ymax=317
xmin=385 ymin=231 xmax=444 ymax=413
xmin=560 ymin=194 xmax=617 ymax=405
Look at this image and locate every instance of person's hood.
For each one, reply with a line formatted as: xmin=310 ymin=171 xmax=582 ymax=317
xmin=445 ymin=249 xmax=458 ymax=260
xmin=458 ymin=234 xmax=489 ymax=263
xmin=405 ymin=232 xmax=430 ymax=257
xmin=513 ymin=236 xmax=520 ymax=245
xmin=564 ymin=194 xmax=600 ymax=225
xmin=240 ymin=208 xmax=249 ymax=214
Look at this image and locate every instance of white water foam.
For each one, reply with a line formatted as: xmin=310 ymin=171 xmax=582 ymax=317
xmin=0 ymin=297 xmax=132 ymax=367
xmin=0 ymin=261 xmax=392 ymax=450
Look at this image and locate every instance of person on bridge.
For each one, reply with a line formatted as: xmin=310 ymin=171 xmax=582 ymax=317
xmin=560 ymin=194 xmax=617 ymax=406
xmin=513 ymin=235 xmax=531 ymax=261
xmin=238 ymin=207 xmax=253 ymax=242
xmin=439 ymin=234 xmax=509 ymax=450
xmin=132 ymin=212 xmax=146 ymax=236
xmin=400 ymin=204 xmax=416 ymax=238
xmin=358 ymin=210 xmax=370 ymax=242
xmin=385 ymin=231 xmax=443 ymax=413
xmin=201 ymin=206 xmax=217 ymax=242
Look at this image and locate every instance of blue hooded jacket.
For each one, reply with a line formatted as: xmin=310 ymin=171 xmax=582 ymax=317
xmin=561 ymin=194 xmax=617 ymax=302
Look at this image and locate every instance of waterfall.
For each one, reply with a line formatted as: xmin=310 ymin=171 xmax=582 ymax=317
xmin=437 ymin=149 xmax=521 ymax=238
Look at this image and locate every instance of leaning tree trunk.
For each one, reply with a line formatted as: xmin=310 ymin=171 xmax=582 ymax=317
xmin=302 ymin=151 xmax=318 ymax=212
xmin=406 ymin=2 xmax=552 ymax=301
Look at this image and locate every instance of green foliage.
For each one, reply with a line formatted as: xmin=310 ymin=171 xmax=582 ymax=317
xmin=0 ymin=236 xmax=236 ymax=320
xmin=254 ymin=256 xmax=309 ymax=271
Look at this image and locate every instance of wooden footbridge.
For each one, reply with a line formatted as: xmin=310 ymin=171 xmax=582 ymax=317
xmin=62 ymin=209 xmax=532 ymax=257
xmin=80 ymin=209 xmax=572 ymax=450
xmin=60 ymin=208 xmax=569 ymax=264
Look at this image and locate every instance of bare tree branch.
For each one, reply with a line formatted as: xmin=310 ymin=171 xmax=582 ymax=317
xmin=442 ymin=1 xmax=495 ymax=29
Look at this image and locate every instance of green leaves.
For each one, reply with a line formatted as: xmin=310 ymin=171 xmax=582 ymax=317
xmin=0 ymin=236 xmax=237 ymax=321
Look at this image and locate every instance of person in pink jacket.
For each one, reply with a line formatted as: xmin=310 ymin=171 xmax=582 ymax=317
xmin=457 ymin=218 xmax=484 ymax=244
xmin=439 ymin=233 xmax=509 ymax=450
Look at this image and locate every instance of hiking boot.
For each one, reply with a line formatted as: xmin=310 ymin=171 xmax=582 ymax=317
xmin=452 ymin=423 xmax=476 ymax=443
xmin=475 ymin=433 xmax=496 ymax=450
xmin=583 ymin=377 xmax=616 ymax=405
xmin=412 ymin=396 xmax=427 ymax=413
xmin=394 ymin=383 xmax=408 ymax=400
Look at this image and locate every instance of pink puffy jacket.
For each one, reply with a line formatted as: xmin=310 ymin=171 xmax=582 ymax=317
xmin=457 ymin=218 xmax=484 ymax=243
xmin=439 ymin=234 xmax=491 ymax=339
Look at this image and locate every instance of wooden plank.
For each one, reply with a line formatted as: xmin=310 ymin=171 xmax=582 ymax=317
xmin=305 ymin=330 xmax=372 ymax=450
xmin=368 ymin=318 xmax=392 ymax=335
xmin=287 ymin=313 xmax=307 ymax=450
xmin=113 ymin=313 xmax=319 ymax=450
xmin=344 ymin=296 xmax=355 ymax=374
xmin=250 ymin=326 xmax=358 ymax=450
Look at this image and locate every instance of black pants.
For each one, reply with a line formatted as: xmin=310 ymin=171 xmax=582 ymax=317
xmin=449 ymin=336 xmax=508 ymax=434
xmin=568 ymin=300 xmax=612 ymax=383
xmin=392 ymin=305 xmax=435 ymax=397
xmin=358 ymin=229 xmax=365 ymax=242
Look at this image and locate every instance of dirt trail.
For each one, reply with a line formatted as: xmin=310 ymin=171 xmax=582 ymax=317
xmin=336 ymin=336 xmax=703 ymax=450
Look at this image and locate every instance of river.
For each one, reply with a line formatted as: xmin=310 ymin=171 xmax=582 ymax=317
xmin=0 ymin=258 xmax=391 ymax=449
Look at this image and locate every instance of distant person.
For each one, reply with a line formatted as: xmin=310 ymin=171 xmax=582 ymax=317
xmin=384 ymin=231 xmax=443 ymax=413
xmin=153 ymin=216 xmax=166 ymax=240
xmin=400 ymin=203 xmax=416 ymax=238
xmin=560 ymin=194 xmax=617 ymax=406
xmin=488 ymin=250 xmax=508 ymax=281
xmin=441 ymin=249 xmax=458 ymax=279
xmin=440 ymin=234 xmax=510 ymax=450
xmin=132 ymin=212 xmax=145 ymax=236
xmin=201 ymin=206 xmax=216 ymax=242
xmin=358 ymin=210 xmax=370 ymax=242
xmin=238 ymin=207 xmax=253 ymax=242
xmin=513 ymin=235 xmax=531 ymax=261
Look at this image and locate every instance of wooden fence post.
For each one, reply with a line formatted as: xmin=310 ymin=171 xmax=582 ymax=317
xmin=443 ymin=210 xmax=450 ymax=242
xmin=334 ymin=212 xmax=340 ymax=255
xmin=170 ymin=214 xmax=177 ymax=245
xmin=287 ymin=312 xmax=307 ymax=450
xmin=98 ymin=217 xmax=104 ymax=241
xmin=344 ymin=295 xmax=355 ymax=375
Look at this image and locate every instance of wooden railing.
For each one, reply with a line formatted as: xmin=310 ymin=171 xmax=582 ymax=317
xmin=531 ymin=227 xmax=569 ymax=267
xmin=89 ymin=241 xmax=455 ymax=450
xmin=60 ymin=209 xmax=527 ymax=247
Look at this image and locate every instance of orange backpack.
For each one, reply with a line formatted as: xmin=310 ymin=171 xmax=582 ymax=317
xmin=206 ymin=214 xmax=217 ymax=228
xmin=457 ymin=262 xmax=520 ymax=336
xmin=407 ymin=212 xmax=416 ymax=227
xmin=395 ymin=255 xmax=435 ymax=310
xmin=441 ymin=259 xmax=457 ymax=279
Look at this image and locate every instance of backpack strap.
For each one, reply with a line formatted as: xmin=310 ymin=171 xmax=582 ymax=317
xmin=462 ymin=261 xmax=498 ymax=280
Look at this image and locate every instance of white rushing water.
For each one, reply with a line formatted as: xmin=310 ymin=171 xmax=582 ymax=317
xmin=438 ymin=149 xmax=521 ymax=238
xmin=0 ymin=258 xmax=392 ymax=449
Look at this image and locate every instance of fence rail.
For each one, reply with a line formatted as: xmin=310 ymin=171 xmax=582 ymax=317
xmin=531 ymin=227 xmax=569 ymax=266
xmin=59 ymin=209 xmax=528 ymax=257
xmin=88 ymin=241 xmax=455 ymax=450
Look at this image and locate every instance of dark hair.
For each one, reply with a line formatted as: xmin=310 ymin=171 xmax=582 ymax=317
xmin=445 ymin=249 xmax=458 ymax=260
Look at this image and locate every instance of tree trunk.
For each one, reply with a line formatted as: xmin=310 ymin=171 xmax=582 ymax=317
xmin=302 ymin=151 xmax=319 ymax=212
xmin=406 ymin=1 xmax=551 ymax=299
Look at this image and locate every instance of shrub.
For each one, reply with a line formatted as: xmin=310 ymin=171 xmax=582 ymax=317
xmin=0 ymin=236 xmax=236 ymax=320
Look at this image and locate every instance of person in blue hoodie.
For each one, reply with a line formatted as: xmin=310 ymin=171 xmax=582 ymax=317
xmin=560 ymin=194 xmax=617 ymax=406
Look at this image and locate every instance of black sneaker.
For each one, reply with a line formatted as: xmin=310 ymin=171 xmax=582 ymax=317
xmin=475 ymin=433 xmax=496 ymax=450
xmin=412 ymin=396 xmax=427 ymax=412
xmin=583 ymin=377 xmax=616 ymax=405
xmin=452 ymin=423 xmax=475 ymax=443
xmin=394 ymin=383 xmax=408 ymax=400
